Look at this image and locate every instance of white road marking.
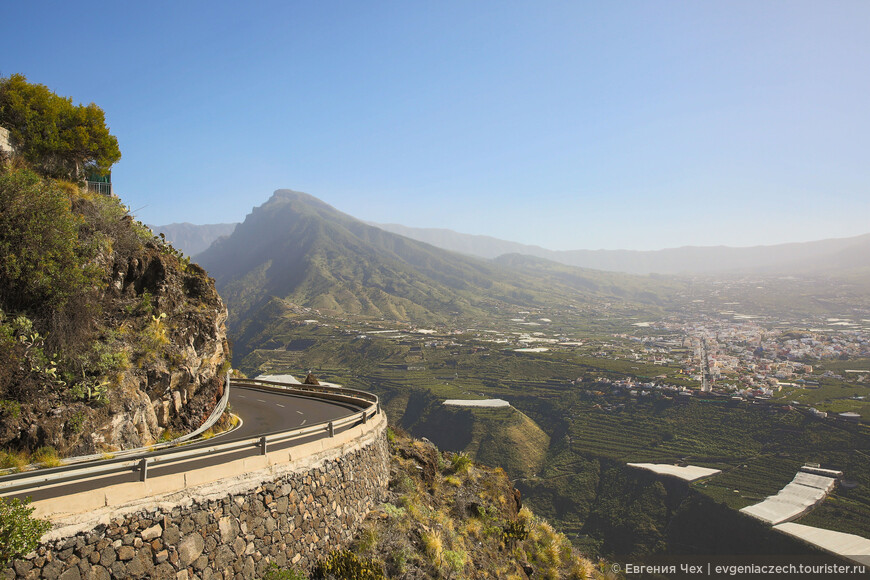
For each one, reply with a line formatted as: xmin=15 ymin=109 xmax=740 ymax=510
xmin=300 ymin=420 xmax=306 ymax=426
xmin=276 ymin=404 xmax=285 ymax=408
xmin=256 ymin=399 xmax=266 ymax=403
xmin=296 ymin=410 xmax=304 ymax=415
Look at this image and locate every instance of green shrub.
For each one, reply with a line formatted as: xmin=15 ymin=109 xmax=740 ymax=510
xmin=390 ymin=471 xmax=415 ymax=494
xmin=32 ymin=446 xmax=61 ymax=468
xmin=0 ymin=311 xmax=67 ymax=400
xmin=143 ymin=313 xmax=169 ymax=350
xmin=73 ymin=193 xmax=144 ymax=261
xmin=0 ymin=399 xmax=21 ymax=418
xmin=159 ymin=429 xmax=183 ymax=443
xmin=436 ymin=449 xmax=451 ymax=472
xmin=524 ymin=518 xmax=574 ymax=578
xmin=502 ymin=519 xmax=529 ymax=547
xmin=65 ymin=411 xmax=86 ymax=435
xmin=421 ymin=530 xmax=443 ymax=563
xmin=0 ymin=450 xmax=29 ymax=472
xmin=0 ymin=169 xmax=96 ymax=311
xmin=450 ymin=452 xmax=472 ymax=474
xmin=442 ymin=549 xmax=467 ymax=577
xmin=262 ymin=564 xmax=307 ymax=580
xmin=126 ymin=291 xmax=153 ymax=316
xmin=382 ymin=503 xmax=406 ymax=519
xmin=0 ymin=74 xmax=121 ymax=181
xmin=389 ymin=546 xmax=412 ymax=575
xmin=70 ymin=375 xmax=109 ymax=406
xmin=311 ymin=550 xmax=385 ymax=580
xmin=0 ymin=496 xmax=51 ymax=565
xmin=355 ymin=524 xmax=379 ymax=552
xmin=77 ymin=332 xmax=131 ymax=378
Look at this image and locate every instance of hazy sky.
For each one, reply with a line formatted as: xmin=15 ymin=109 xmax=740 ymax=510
xmin=4 ymin=1 xmax=869 ymax=251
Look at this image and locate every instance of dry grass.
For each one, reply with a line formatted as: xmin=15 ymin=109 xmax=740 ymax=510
xmin=312 ymin=429 xmax=610 ymax=579
xmin=421 ymin=530 xmax=444 ymax=564
xmin=32 ymin=446 xmax=62 ymax=468
xmin=0 ymin=449 xmax=29 ymax=472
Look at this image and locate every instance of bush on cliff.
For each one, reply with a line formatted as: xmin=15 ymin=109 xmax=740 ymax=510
xmin=0 ymin=73 xmax=121 ymax=181
xmin=266 ymin=428 xmax=609 ymax=579
xmin=0 ymin=168 xmax=98 ymax=312
xmin=0 ymin=497 xmax=50 ymax=566
xmin=0 ymin=162 xmax=228 ymax=457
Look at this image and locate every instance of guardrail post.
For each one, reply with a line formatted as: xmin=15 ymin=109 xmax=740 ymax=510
xmin=362 ymin=410 xmax=367 ymax=424
xmin=328 ymin=422 xmax=335 ymax=437
xmin=260 ymin=436 xmax=268 ymax=455
xmin=139 ymin=458 xmax=149 ymax=482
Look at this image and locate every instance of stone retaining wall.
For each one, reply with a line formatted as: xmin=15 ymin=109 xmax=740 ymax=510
xmin=2 ymin=424 xmax=389 ymax=579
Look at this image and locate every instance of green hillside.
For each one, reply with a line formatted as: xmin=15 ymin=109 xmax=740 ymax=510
xmin=0 ymin=75 xmax=229 ymax=460
xmin=197 ymin=190 xmax=684 ymax=358
xmin=395 ymin=390 xmax=550 ymax=478
xmin=200 ymin=190 xmax=500 ymax=328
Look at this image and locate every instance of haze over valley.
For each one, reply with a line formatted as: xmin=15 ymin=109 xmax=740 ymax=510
xmin=7 ymin=2 xmax=870 ymax=575
xmin=177 ymin=189 xmax=870 ymax=560
xmin=155 ymin=216 xmax=870 ymax=278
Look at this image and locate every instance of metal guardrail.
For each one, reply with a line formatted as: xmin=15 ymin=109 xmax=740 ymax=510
xmin=0 ymin=378 xmax=379 ymax=496
xmin=174 ymin=374 xmax=232 ymax=443
xmin=233 ymin=378 xmax=380 ymax=409
xmin=47 ymin=375 xmax=235 ymax=469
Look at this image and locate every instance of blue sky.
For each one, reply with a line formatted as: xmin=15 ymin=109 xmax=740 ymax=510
xmin=3 ymin=1 xmax=869 ymax=250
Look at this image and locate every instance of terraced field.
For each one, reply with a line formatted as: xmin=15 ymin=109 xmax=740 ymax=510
xmin=238 ymin=324 xmax=870 ymax=557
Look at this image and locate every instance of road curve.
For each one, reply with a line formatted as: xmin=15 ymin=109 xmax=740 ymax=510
xmin=2 ymin=385 xmax=363 ymax=503
xmin=223 ymin=385 xmax=361 ymax=442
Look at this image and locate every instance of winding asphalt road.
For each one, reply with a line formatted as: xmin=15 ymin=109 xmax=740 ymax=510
xmin=227 ymin=386 xmax=361 ymax=441
xmin=2 ymin=385 xmax=361 ymax=503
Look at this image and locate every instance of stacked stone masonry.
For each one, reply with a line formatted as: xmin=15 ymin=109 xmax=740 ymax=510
xmin=2 ymin=434 xmax=389 ymax=580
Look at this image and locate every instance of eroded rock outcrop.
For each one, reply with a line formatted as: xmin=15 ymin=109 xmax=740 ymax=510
xmin=87 ymin=248 xmax=230 ymax=451
xmin=0 ymin=193 xmax=229 ymax=456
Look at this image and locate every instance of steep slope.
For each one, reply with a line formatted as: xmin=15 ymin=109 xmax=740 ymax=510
xmin=266 ymin=428 xmax=607 ymax=579
xmin=399 ymin=392 xmax=551 ymax=479
xmin=0 ymin=169 xmax=229 ymax=457
xmin=352 ymin=428 xmax=605 ymax=579
xmin=197 ymin=190 xmax=504 ymax=329
xmin=197 ymin=190 xmax=682 ymax=360
xmin=148 ymin=222 xmax=238 ymax=257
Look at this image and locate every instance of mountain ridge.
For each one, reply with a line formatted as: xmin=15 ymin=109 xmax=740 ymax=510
xmin=373 ymin=222 xmax=870 ymax=276
xmin=196 ymin=190 xmax=680 ymax=358
xmin=159 ymin=215 xmax=870 ymax=277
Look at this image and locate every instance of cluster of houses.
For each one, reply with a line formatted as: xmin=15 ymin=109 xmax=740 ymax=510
xmin=258 ymin=306 xmax=868 ymax=423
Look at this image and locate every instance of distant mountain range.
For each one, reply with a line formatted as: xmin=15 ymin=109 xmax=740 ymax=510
xmin=195 ymin=191 xmax=678 ymax=356
xmin=147 ymin=222 xmax=237 ymax=257
xmin=158 ymin=215 xmax=870 ymax=277
xmin=373 ymin=223 xmax=870 ymax=276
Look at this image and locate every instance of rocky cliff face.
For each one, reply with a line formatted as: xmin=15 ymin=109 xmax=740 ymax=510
xmin=0 ymin=184 xmax=229 ymax=458
xmin=90 ymin=244 xmax=230 ymax=452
